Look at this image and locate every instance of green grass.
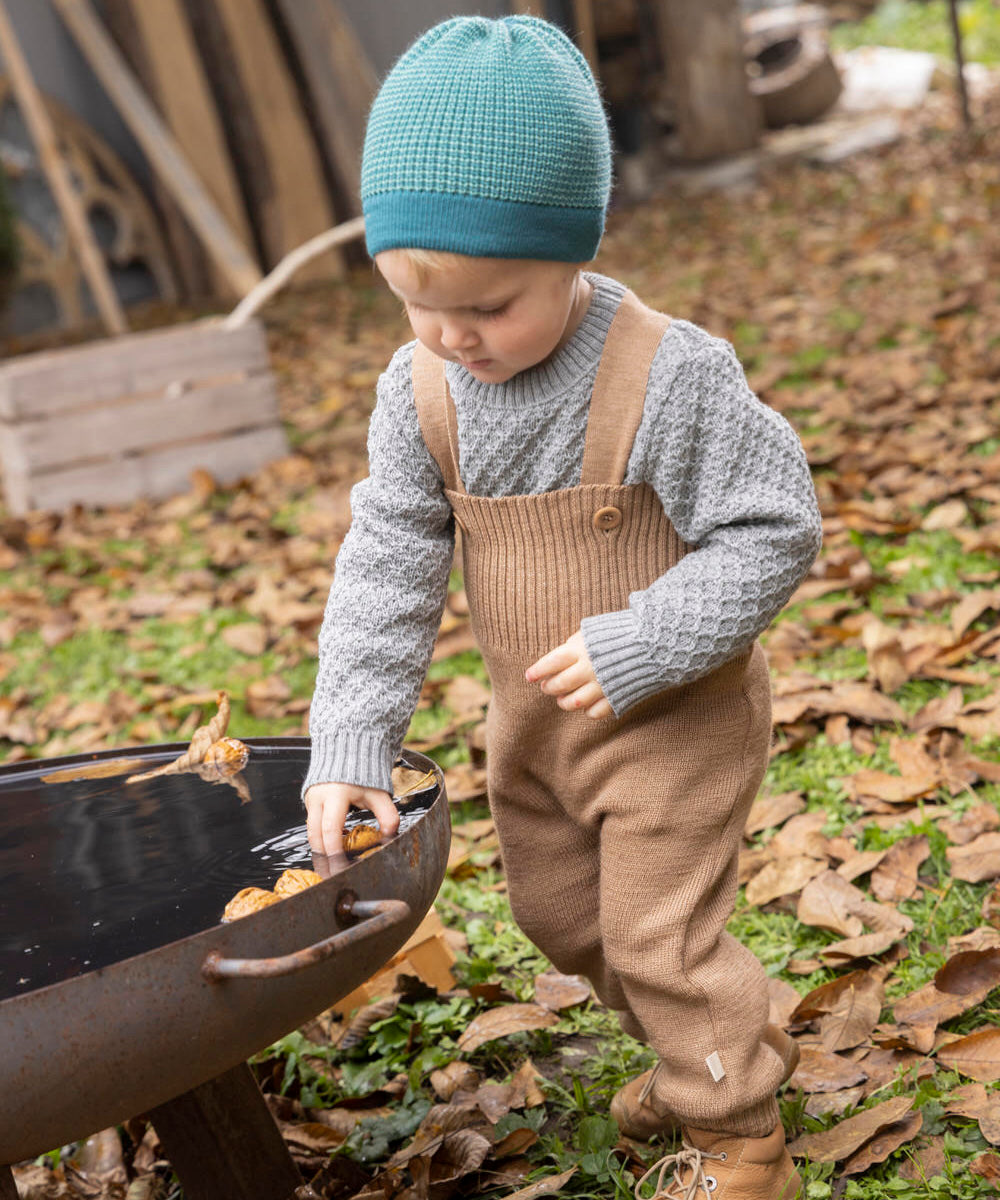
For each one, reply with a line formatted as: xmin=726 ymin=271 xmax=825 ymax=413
xmin=832 ymin=0 xmax=1000 ymax=64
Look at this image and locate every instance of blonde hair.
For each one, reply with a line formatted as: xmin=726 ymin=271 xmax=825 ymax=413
xmin=395 ymin=246 xmax=481 ymax=285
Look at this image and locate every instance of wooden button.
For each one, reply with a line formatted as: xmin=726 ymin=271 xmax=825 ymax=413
xmin=593 ymin=505 xmax=622 ymax=532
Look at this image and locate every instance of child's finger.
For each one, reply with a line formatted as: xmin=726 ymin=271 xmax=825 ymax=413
xmin=557 ymin=681 xmax=605 ymax=711
xmin=539 ymin=659 xmax=592 ymax=695
xmin=525 ymin=642 xmax=576 ymax=681
xmin=586 ymin=697 xmax=614 ymax=720
xmin=363 ymin=790 xmax=400 ymax=838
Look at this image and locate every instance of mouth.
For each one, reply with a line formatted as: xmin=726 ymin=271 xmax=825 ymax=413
xmin=460 ymin=358 xmax=493 ymax=369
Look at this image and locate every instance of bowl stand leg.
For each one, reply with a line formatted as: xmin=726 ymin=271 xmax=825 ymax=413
xmin=148 ymin=1061 xmax=304 ymax=1200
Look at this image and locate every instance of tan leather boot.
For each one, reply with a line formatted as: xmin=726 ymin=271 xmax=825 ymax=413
xmin=634 ymin=1124 xmax=802 ymax=1199
xmin=611 ymin=1026 xmax=800 ymax=1142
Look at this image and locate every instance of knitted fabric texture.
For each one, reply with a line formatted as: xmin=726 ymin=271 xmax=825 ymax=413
xmin=303 ymin=274 xmax=823 ymax=798
xmin=412 ymin=299 xmax=783 ymax=1136
xmin=361 ymin=16 xmax=611 ymax=261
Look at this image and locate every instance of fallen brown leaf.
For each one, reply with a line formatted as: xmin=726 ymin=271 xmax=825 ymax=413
xmin=456 ymin=1004 xmax=559 ymax=1054
xmin=744 ymin=790 xmax=806 ymax=836
xmin=496 ymin=1166 xmax=578 ymax=1199
xmin=788 ymin=1048 xmax=867 ymax=1094
xmin=787 ymin=1094 xmax=913 ymax=1162
xmin=870 ymin=835 xmax=930 ymax=902
xmin=936 ymin=1027 xmax=1000 ymax=1082
xmin=945 ymin=1082 xmax=1000 ymax=1145
xmin=947 ymin=833 xmax=1000 ymax=883
xmin=842 ymin=1110 xmax=923 ymax=1176
xmin=745 ymin=855 xmax=827 ymax=907
xmin=533 ymin=972 xmax=591 ymax=1012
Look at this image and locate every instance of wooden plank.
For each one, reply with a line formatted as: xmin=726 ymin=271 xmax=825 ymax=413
xmin=148 ymin=1062 xmax=302 ymax=1200
xmin=8 ymin=374 xmax=280 ymax=473
xmin=102 ymin=0 xmax=257 ymax=298
xmin=200 ymin=0 xmax=338 ymax=276
xmin=571 ymin=0 xmax=599 ymax=77
xmin=271 ymin=0 xmax=376 ymax=213
xmin=7 ymin=425 xmax=290 ymax=514
xmin=0 ymin=320 xmax=269 ymax=419
xmin=0 ymin=1 xmax=127 ymax=335
xmin=50 ymin=0 xmax=263 ymax=296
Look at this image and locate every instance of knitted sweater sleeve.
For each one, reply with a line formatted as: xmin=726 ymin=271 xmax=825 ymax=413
xmin=302 ymin=344 xmax=455 ymax=796
xmin=580 ymin=338 xmax=823 ymax=716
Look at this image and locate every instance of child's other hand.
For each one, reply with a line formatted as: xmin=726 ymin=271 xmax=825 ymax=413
xmin=525 ymin=631 xmax=613 ymax=719
xmin=304 ymin=782 xmax=398 ymax=857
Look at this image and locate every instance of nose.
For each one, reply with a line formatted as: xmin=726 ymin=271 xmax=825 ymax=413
xmin=439 ymin=318 xmax=478 ymax=352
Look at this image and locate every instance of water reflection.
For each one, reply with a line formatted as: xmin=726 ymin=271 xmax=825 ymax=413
xmin=0 ymin=748 xmax=434 ymax=1000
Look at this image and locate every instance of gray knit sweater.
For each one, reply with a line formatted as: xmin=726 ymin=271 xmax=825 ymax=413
xmin=304 ymin=274 xmax=823 ymax=796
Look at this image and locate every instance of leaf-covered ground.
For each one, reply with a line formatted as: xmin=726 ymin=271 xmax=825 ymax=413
xmin=5 ymin=60 xmax=1000 ymax=1200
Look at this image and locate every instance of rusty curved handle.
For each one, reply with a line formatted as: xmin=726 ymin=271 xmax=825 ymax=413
xmin=201 ymin=895 xmax=411 ymax=981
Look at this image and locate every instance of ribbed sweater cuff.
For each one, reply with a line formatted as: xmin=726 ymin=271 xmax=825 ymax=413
xmin=581 ymin=609 xmax=666 ymax=717
xmin=301 ymin=730 xmax=396 ymax=799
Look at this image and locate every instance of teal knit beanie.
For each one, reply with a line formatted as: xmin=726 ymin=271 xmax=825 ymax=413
xmin=361 ymin=16 xmax=611 ymax=262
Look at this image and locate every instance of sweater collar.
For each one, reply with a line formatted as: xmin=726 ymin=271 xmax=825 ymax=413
xmin=444 ymin=272 xmax=626 ymax=407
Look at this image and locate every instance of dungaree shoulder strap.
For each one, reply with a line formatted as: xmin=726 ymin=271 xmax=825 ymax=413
xmin=579 ymin=291 xmax=671 ymax=487
xmin=412 ymin=342 xmax=465 ymax=494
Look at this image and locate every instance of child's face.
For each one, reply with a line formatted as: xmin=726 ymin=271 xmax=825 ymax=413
xmin=376 ymin=251 xmax=589 ymax=383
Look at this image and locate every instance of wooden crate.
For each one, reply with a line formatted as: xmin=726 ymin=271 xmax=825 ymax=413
xmin=0 ymin=317 xmax=289 ymax=514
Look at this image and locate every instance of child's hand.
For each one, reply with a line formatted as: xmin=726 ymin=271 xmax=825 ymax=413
xmin=304 ymin=782 xmax=399 ymax=858
xmin=525 ymin=631 xmax=613 ymax=719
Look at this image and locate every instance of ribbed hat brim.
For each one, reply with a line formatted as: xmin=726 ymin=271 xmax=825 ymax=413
xmin=364 ymin=191 xmax=605 ymax=262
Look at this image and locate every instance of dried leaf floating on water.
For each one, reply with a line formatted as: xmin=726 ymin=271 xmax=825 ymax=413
xmin=273 ymin=869 xmax=323 ymax=898
xmin=201 ymin=736 xmax=250 ymax=777
xmin=222 ymin=887 xmax=281 ymax=922
xmin=344 ymin=824 xmax=382 ymax=855
xmin=126 ymin=692 xmax=249 ymax=784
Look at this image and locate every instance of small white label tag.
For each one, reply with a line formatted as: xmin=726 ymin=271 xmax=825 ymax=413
xmin=706 ymin=1052 xmax=726 ymax=1082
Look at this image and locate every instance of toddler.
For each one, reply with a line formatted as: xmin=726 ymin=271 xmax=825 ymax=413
xmin=303 ymin=16 xmax=821 ymax=1199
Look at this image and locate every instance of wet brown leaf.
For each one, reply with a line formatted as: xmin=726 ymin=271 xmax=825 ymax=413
xmin=273 ymin=869 xmax=323 ymax=898
xmin=221 ymin=887 xmax=281 ymax=922
xmin=344 ymin=825 xmax=382 ymax=855
xmin=787 ymin=1094 xmax=913 ymax=1162
xmin=456 ymin=1004 xmax=559 ymax=1054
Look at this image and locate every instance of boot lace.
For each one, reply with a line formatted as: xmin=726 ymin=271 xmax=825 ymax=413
xmin=634 ymin=1141 xmax=726 ymax=1200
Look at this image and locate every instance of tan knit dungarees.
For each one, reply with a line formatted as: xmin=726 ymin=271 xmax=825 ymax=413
xmin=413 ymin=292 xmax=783 ymax=1136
